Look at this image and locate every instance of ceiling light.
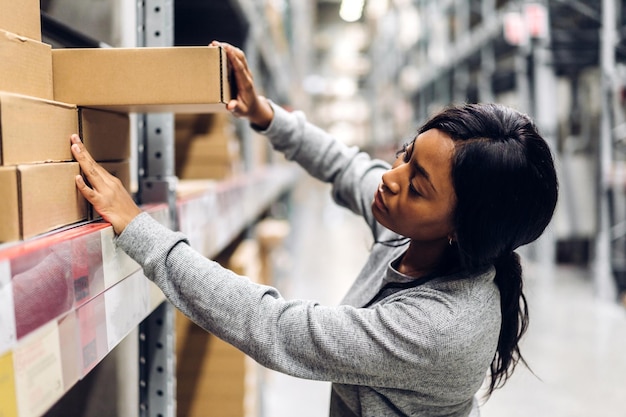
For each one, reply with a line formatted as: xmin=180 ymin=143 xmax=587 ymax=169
xmin=339 ymin=0 xmax=365 ymax=23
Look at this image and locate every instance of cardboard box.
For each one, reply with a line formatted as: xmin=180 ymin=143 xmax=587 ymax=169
xmin=100 ymin=160 xmax=131 ymax=192
xmin=176 ymin=133 xmax=241 ymax=161
xmin=175 ymin=112 xmax=241 ymax=179
xmin=0 ymin=29 xmax=53 ymax=100
xmin=79 ymin=108 xmax=130 ymax=161
xmin=0 ymin=0 xmax=41 ymax=40
xmin=0 ymin=162 xmax=88 ymax=242
xmin=53 ymin=46 xmax=233 ymax=113
xmin=0 ymin=167 xmax=19 ymax=241
xmin=176 ymin=159 xmax=241 ymax=180
xmin=0 ymin=92 xmax=77 ymax=165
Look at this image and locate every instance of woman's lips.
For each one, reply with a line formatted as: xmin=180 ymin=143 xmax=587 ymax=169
xmin=373 ymin=186 xmax=387 ymax=212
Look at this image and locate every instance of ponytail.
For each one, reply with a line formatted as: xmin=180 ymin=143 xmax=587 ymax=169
xmin=488 ymin=251 xmax=529 ymax=396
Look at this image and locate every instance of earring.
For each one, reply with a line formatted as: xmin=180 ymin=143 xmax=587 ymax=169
xmin=448 ymin=237 xmax=453 ymax=246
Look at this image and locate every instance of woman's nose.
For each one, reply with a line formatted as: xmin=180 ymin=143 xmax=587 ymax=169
xmin=381 ymin=170 xmax=401 ymax=194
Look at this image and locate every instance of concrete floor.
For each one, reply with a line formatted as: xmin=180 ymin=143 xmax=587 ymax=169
xmin=262 ymin=177 xmax=626 ymax=417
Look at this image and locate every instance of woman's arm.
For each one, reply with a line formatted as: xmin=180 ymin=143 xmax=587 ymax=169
xmin=219 ymin=40 xmax=390 ymax=231
xmin=115 ymin=212 xmax=495 ymax=396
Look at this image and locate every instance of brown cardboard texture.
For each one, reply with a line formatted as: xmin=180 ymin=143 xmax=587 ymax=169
xmin=176 ymin=132 xmax=241 ymax=161
xmin=0 ymin=29 xmax=53 ymax=100
xmin=176 ymin=159 xmax=241 ymax=180
xmin=100 ymin=160 xmax=131 ymax=192
xmin=0 ymin=93 xmax=78 ymax=165
xmin=0 ymin=163 xmax=88 ymax=242
xmin=0 ymin=0 xmax=41 ymax=40
xmin=80 ymin=108 xmax=130 ymax=161
xmin=0 ymin=167 xmax=19 ymax=241
xmin=53 ymin=46 xmax=233 ymax=113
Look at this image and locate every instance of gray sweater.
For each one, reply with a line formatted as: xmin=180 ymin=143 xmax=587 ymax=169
xmin=116 ymin=103 xmax=501 ymax=416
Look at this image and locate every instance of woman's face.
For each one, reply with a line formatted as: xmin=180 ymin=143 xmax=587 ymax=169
xmin=372 ymin=128 xmax=457 ymax=243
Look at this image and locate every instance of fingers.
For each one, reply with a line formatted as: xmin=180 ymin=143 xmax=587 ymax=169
xmin=212 ymin=40 xmax=253 ymax=91
xmin=71 ymin=134 xmax=109 ymax=191
xmin=74 ymin=174 xmax=97 ymax=203
xmin=211 ymin=41 xmax=259 ymax=119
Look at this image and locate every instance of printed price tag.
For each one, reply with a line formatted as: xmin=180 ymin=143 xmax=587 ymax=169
xmin=13 ymin=322 xmax=63 ymax=417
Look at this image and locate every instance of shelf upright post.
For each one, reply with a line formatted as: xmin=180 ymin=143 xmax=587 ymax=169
xmin=478 ymin=0 xmax=496 ymax=104
xmin=136 ymin=1 xmax=177 ymax=417
xmin=526 ymin=0 xmax=558 ymax=277
xmin=595 ymin=0 xmax=619 ymax=300
xmin=453 ymin=0 xmax=470 ymax=103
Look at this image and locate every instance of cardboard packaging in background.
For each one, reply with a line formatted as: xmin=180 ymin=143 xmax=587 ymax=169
xmin=0 ymin=29 xmax=53 ymax=100
xmin=52 ymin=46 xmax=233 ymax=113
xmin=176 ymin=159 xmax=241 ymax=180
xmin=175 ymin=112 xmax=242 ymax=180
xmin=0 ymin=162 xmax=88 ymax=242
xmin=0 ymin=92 xmax=78 ymax=165
xmin=0 ymin=0 xmax=41 ymax=41
xmin=79 ymin=108 xmax=130 ymax=161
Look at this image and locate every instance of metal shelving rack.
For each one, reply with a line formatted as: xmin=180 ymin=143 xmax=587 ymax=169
xmin=0 ymin=1 xmax=303 ymax=416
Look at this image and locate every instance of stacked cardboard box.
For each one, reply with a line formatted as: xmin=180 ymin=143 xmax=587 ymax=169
xmin=1 ymin=0 xmax=233 ymax=243
xmin=79 ymin=108 xmax=132 ymax=192
xmin=0 ymin=13 xmax=87 ymax=242
xmin=175 ymin=113 xmax=243 ymax=180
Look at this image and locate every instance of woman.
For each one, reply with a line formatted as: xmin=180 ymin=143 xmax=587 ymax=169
xmin=70 ymin=42 xmax=558 ymax=416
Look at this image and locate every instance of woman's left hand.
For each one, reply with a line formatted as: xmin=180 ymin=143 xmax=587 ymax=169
xmin=70 ymin=134 xmax=142 ymax=235
xmin=210 ymin=40 xmax=274 ymax=129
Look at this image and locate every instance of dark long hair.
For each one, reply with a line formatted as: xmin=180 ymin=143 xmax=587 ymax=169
xmin=419 ymin=103 xmax=558 ymax=395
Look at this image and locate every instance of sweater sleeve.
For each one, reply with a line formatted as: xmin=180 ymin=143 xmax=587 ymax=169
xmin=115 ymin=212 xmax=499 ymax=396
xmin=258 ymin=102 xmax=390 ymax=235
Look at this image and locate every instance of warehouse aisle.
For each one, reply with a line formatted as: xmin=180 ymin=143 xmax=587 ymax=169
xmin=262 ymin=176 xmax=626 ymax=417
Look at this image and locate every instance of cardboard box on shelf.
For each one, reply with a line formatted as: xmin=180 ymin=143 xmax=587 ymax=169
xmin=176 ymin=132 xmax=241 ymax=162
xmin=0 ymin=167 xmax=19 ymax=241
xmin=255 ymin=218 xmax=291 ymax=286
xmin=0 ymin=0 xmax=41 ymax=41
xmin=0 ymin=162 xmax=88 ymax=242
xmin=0 ymin=92 xmax=77 ymax=165
xmin=99 ymin=160 xmax=131 ymax=192
xmin=52 ymin=46 xmax=233 ymax=113
xmin=175 ymin=159 xmax=242 ymax=180
xmin=175 ymin=112 xmax=242 ymax=180
xmin=0 ymin=29 xmax=53 ymax=100
xmin=175 ymin=113 xmax=215 ymax=141
xmin=79 ymin=108 xmax=130 ymax=161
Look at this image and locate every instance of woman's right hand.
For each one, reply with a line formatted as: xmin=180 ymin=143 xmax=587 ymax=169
xmin=70 ymin=134 xmax=142 ymax=235
xmin=211 ymin=41 xmax=274 ymax=129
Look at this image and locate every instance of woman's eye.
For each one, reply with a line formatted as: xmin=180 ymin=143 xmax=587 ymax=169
xmin=408 ymin=181 xmax=421 ymax=196
xmin=395 ymin=142 xmax=409 ymax=158
xmin=395 ymin=141 xmax=413 ymax=163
